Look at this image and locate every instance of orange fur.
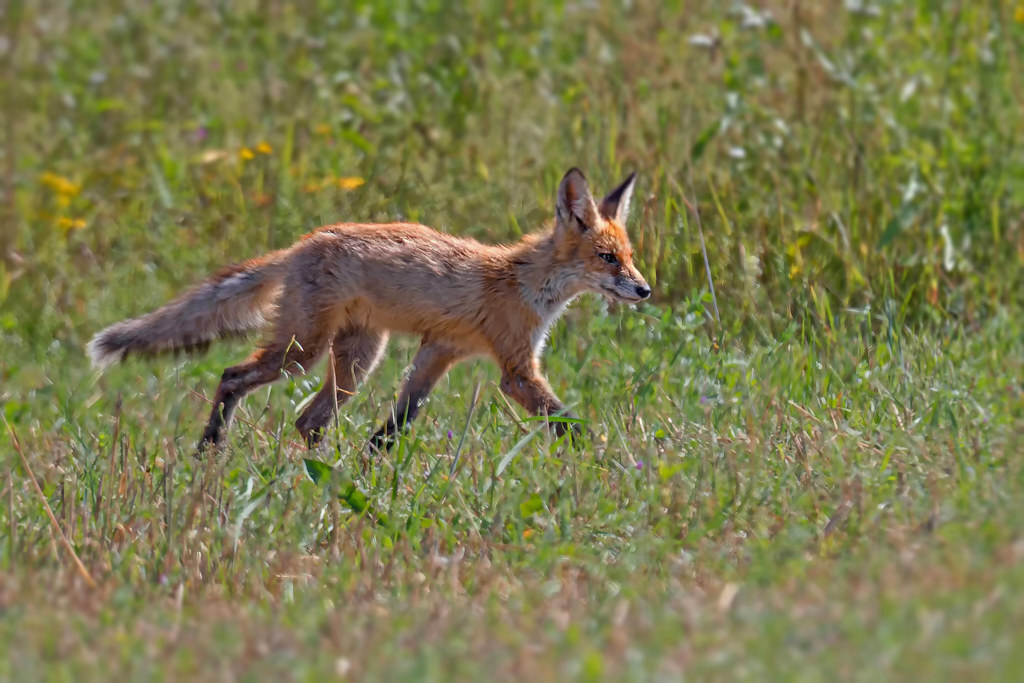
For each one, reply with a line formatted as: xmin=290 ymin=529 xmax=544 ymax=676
xmin=89 ymin=168 xmax=651 ymax=451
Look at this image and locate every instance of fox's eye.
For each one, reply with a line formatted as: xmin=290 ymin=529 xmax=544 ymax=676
xmin=598 ymin=252 xmax=619 ymax=265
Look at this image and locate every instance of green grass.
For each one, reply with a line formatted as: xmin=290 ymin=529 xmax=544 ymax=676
xmin=3 ymin=1 xmax=1024 ymax=680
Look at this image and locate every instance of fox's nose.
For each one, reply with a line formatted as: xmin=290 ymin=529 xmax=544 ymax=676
xmin=636 ymin=284 xmax=651 ymax=299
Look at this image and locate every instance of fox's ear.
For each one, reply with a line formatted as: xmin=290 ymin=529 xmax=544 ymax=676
xmin=598 ymin=172 xmax=636 ymax=224
xmin=556 ymin=167 xmax=599 ymax=232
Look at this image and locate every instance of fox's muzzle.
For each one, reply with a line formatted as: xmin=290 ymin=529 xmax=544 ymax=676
xmin=606 ymin=272 xmax=651 ymax=302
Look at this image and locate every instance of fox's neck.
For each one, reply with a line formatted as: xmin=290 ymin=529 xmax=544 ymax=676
xmin=511 ymin=231 xmax=583 ymax=317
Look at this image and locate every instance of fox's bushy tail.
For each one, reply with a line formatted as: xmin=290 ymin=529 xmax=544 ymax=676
xmin=88 ymin=250 xmax=291 ymax=368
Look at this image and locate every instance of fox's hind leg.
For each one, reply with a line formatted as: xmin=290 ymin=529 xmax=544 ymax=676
xmin=296 ymin=327 xmax=389 ymax=448
xmin=369 ymin=341 xmax=462 ymax=452
xmin=199 ymin=331 xmax=331 ymax=452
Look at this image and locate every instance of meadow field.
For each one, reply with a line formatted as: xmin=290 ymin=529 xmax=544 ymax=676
xmin=2 ymin=1 xmax=1023 ymax=679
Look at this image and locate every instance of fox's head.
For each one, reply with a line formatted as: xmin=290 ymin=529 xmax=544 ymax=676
xmin=554 ymin=168 xmax=652 ymax=303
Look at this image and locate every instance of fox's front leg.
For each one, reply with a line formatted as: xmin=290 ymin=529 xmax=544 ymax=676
xmin=499 ymin=365 xmax=583 ymax=441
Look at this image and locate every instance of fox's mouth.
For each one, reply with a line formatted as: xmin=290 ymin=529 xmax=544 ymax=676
xmin=601 ymin=286 xmax=644 ymax=303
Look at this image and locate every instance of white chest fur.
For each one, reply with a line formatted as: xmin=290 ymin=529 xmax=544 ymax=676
xmin=531 ymin=298 xmax=574 ymax=357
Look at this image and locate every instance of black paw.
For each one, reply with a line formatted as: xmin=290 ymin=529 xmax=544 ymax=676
xmin=552 ymin=411 xmax=587 ymax=447
xmin=196 ymin=429 xmax=222 ymax=457
xmin=367 ymin=423 xmax=397 ymax=454
xmin=301 ymin=425 xmax=327 ymax=450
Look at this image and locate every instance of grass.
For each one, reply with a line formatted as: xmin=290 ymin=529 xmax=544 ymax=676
xmin=2 ymin=0 xmax=1024 ymax=679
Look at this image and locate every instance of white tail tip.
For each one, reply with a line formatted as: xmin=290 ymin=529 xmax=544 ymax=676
xmin=87 ymin=333 xmax=125 ymax=370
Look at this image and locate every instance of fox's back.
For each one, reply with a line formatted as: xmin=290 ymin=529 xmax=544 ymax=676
xmin=291 ymin=223 xmax=521 ymax=347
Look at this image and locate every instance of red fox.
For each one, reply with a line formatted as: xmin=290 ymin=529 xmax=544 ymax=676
xmin=89 ymin=168 xmax=651 ymax=452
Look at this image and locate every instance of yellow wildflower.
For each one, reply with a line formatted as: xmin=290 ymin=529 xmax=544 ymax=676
xmin=1016 ymin=4 xmax=1024 ymax=22
xmin=255 ymin=141 xmax=273 ymax=155
xmin=239 ymin=147 xmax=255 ymax=161
xmin=335 ymin=176 xmax=365 ymax=190
xmin=314 ymin=123 xmax=332 ymax=136
xmin=57 ymin=217 xmax=87 ymax=231
xmin=39 ymin=172 xmax=81 ymax=198
xmin=302 ymin=176 xmax=366 ymax=193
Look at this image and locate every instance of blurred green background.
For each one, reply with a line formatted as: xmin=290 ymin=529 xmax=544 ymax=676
xmin=2 ymin=1 xmax=1023 ymax=680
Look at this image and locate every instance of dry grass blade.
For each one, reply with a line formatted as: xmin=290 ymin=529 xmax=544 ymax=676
xmin=4 ymin=416 xmax=98 ymax=589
